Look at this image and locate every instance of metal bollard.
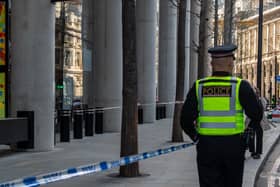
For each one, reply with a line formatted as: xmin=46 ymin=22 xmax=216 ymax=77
xmin=138 ymin=106 xmax=143 ymax=124
xmin=162 ymin=105 xmax=166 ymax=119
xmin=159 ymin=105 xmax=166 ymax=119
xmin=85 ymin=109 xmax=94 ymax=136
xmin=95 ymin=108 xmax=104 ymax=134
xmin=60 ymin=110 xmax=71 ymax=142
xmin=73 ymin=110 xmax=83 ymax=139
xmin=156 ymin=104 xmax=160 ymax=120
xmin=54 ymin=110 xmax=57 ymax=145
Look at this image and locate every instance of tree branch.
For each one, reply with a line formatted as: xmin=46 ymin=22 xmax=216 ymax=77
xmin=169 ymin=0 xmax=179 ymax=8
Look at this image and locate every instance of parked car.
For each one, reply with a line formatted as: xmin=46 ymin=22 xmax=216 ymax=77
xmin=72 ymin=99 xmax=88 ymax=110
xmin=72 ymin=99 xmax=82 ymax=110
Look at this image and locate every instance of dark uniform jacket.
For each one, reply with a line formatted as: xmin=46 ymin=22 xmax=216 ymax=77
xmin=180 ymin=71 xmax=263 ymax=141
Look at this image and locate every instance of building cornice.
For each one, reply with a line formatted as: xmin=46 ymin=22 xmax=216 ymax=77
xmin=239 ymin=6 xmax=280 ymax=28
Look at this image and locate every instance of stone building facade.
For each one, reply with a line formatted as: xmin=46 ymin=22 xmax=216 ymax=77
xmin=235 ymin=5 xmax=280 ymax=100
xmin=55 ymin=2 xmax=82 ymax=109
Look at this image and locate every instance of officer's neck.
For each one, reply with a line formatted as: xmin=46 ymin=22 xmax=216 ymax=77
xmin=212 ymin=71 xmax=232 ymax=76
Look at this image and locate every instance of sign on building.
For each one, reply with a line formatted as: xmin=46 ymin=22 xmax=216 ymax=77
xmin=276 ymin=75 xmax=280 ymax=83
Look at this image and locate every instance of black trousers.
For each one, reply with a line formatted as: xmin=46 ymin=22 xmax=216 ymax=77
xmin=197 ymin=135 xmax=246 ymax=187
xmin=248 ymin=124 xmax=263 ymax=155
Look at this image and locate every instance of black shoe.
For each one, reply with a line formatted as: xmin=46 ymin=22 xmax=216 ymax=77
xmin=252 ymin=154 xmax=261 ymax=159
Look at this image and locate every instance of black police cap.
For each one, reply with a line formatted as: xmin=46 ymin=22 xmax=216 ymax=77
xmin=208 ymin=44 xmax=237 ymax=58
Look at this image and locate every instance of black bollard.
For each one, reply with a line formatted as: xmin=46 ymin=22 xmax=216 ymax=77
xmin=95 ymin=108 xmax=104 ymax=134
xmin=54 ymin=110 xmax=57 ymax=145
xmin=138 ymin=106 xmax=143 ymax=124
xmin=85 ymin=109 xmax=94 ymax=136
xmin=156 ymin=104 xmax=160 ymax=120
xmin=73 ymin=110 xmax=83 ymax=139
xmin=159 ymin=105 xmax=165 ymax=119
xmin=162 ymin=105 xmax=166 ymax=119
xmin=60 ymin=110 xmax=71 ymax=142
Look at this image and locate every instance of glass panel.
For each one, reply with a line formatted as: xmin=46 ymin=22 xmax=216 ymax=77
xmin=276 ymin=22 xmax=280 ymax=51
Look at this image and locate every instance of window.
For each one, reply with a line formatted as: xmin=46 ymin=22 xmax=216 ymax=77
xmin=75 ymin=52 xmax=81 ymax=67
xmin=250 ymin=30 xmax=255 ymax=57
xmin=254 ymin=29 xmax=257 ymax=56
xmin=270 ymin=63 xmax=273 ymax=77
xmin=263 ymin=25 xmax=268 ymax=54
xmin=268 ymin=24 xmax=274 ymax=53
xmin=241 ymin=32 xmax=246 ymax=59
xmin=65 ymin=35 xmax=70 ymax=43
xmin=276 ymin=22 xmax=280 ymax=51
xmin=244 ymin=32 xmax=249 ymax=58
xmin=64 ymin=50 xmax=72 ymax=66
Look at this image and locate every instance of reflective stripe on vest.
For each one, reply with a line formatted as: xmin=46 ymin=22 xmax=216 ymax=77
xmin=200 ymin=122 xmax=236 ymax=128
xmin=196 ymin=77 xmax=245 ymax=135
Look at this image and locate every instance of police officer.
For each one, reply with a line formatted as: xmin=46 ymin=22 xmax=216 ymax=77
xmin=180 ymin=44 xmax=263 ymax=187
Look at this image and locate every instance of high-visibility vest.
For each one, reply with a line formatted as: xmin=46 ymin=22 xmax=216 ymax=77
xmin=195 ymin=76 xmax=245 ymax=135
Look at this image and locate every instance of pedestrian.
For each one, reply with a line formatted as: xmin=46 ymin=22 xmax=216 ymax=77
xmin=247 ymin=87 xmax=264 ymax=159
xmin=272 ymin=95 xmax=276 ymax=108
xmin=180 ymin=44 xmax=263 ymax=187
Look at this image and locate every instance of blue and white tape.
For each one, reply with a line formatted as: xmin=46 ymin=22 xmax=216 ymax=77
xmin=0 ymin=142 xmax=196 ymax=187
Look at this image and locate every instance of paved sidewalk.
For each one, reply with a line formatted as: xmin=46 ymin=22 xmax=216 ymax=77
xmin=0 ymin=119 xmax=279 ymax=187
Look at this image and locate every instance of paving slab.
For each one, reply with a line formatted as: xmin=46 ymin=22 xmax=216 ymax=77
xmin=0 ymin=119 xmax=279 ymax=187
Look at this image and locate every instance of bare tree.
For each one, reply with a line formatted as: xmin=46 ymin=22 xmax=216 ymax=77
xmin=171 ymin=0 xmax=187 ymax=142
xmin=224 ymin=0 xmax=235 ymax=44
xmin=119 ymin=0 xmax=140 ymax=177
xmin=189 ymin=0 xmax=200 ymax=89
xmin=214 ymin=0 xmax=219 ymax=46
xmin=198 ymin=0 xmax=212 ymax=79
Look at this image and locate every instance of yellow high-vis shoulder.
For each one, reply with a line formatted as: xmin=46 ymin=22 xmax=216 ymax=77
xmin=195 ymin=76 xmax=245 ymax=135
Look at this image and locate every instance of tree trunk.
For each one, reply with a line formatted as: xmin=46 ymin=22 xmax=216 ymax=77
xmin=198 ymin=0 xmax=211 ymax=79
xmin=214 ymin=0 xmax=218 ymax=46
xmin=189 ymin=0 xmax=200 ymax=86
xmin=224 ymin=0 xmax=234 ymax=45
xmin=119 ymin=0 xmax=140 ymax=177
xmin=172 ymin=0 xmax=186 ymax=143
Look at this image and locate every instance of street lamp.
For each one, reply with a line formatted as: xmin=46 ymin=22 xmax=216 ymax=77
xmin=257 ymin=0 xmax=264 ymax=94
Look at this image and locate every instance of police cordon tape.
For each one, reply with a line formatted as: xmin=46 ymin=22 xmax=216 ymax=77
xmin=0 ymin=142 xmax=197 ymax=187
xmin=80 ymin=101 xmax=185 ymax=112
